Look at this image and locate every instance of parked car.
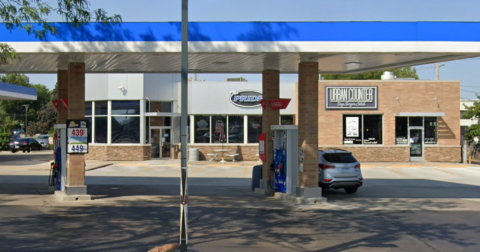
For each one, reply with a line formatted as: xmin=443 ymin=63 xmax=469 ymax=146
xmin=318 ymin=149 xmax=363 ymax=194
xmin=36 ymin=134 xmax=51 ymax=149
xmin=9 ymin=138 xmax=43 ymax=153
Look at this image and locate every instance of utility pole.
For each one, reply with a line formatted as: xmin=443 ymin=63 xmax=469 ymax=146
xmin=22 ymin=104 xmax=29 ymax=136
xmin=435 ymin=63 xmax=445 ymax=80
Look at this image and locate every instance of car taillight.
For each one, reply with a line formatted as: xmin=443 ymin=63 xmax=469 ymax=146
xmin=355 ymin=164 xmax=361 ymax=169
xmin=359 ymin=177 xmax=363 ymax=181
xmin=319 ymin=164 xmax=335 ymax=170
xmin=323 ymin=178 xmax=332 ymax=182
xmin=23 ymin=141 xmax=27 ymax=145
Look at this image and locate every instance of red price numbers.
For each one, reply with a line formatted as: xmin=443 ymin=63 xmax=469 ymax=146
xmin=71 ymin=129 xmax=85 ymax=137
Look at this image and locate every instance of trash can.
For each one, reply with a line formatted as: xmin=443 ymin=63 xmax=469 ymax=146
xmin=189 ymin=148 xmax=199 ymax=162
xmin=251 ymin=165 xmax=262 ymax=191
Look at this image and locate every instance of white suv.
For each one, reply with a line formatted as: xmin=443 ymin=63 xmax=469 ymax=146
xmin=318 ymin=149 xmax=363 ymax=194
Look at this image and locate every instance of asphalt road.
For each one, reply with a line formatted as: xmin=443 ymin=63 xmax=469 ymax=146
xmin=0 ymin=153 xmax=480 ymax=251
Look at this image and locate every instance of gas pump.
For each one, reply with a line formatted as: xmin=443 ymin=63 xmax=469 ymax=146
xmin=271 ymin=125 xmax=298 ymax=195
xmin=274 ymin=148 xmax=287 ymax=193
xmin=50 ymin=124 xmax=67 ymax=192
xmin=48 ymin=132 xmax=62 ymax=190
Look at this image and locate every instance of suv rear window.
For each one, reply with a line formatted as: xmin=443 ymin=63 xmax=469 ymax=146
xmin=323 ymin=153 xmax=357 ymax=163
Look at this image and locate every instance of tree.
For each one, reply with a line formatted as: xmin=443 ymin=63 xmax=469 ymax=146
xmin=322 ymin=67 xmax=419 ymax=80
xmin=0 ymin=0 xmax=122 ymax=64
xmin=462 ymin=99 xmax=480 ymax=141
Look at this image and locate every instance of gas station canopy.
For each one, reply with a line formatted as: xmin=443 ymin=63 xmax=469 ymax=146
xmin=0 ymin=81 xmax=37 ymax=100
xmin=1 ymin=21 xmax=480 ymax=74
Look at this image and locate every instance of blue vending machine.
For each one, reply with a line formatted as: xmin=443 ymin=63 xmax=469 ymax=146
xmin=274 ymin=148 xmax=287 ymax=193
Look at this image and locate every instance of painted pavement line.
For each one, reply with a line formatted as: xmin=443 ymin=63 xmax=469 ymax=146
xmin=436 ymin=165 xmax=469 ymax=168
xmin=243 ymin=166 xmax=248 ymax=174
xmin=193 ymin=165 xmax=205 ymax=173
xmin=385 ymin=167 xmax=402 ymax=175
xmin=389 ymin=165 xmax=423 ymax=168
xmin=433 ymin=168 xmax=456 ymax=175
xmin=140 ymin=166 xmax=157 ymax=173
xmin=117 ymin=164 xmax=150 ymax=167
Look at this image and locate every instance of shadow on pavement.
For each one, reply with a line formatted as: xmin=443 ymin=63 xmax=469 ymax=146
xmin=0 ymin=204 xmax=480 ymax=251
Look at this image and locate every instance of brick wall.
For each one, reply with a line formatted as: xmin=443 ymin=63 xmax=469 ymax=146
xmin=298 ymin=62 xmax=319 ymax=187
xmin=318 ymin=80 xmax=461 ymax=162
xmin=319 ymin=146 xmax=410 ymax=162
xmin=425 ymin=147 xmax=461 ymax=162
xmin=86 ymin=145 xmax=151 ymax=161
xmin=262 ymin=70 xmax=280 ymax=179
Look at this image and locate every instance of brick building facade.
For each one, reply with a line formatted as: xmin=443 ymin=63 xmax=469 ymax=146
xmin=318 ymin=80 xmax=460 ymax=162
xmin=84 ymin=74 xmax=461 ymax=163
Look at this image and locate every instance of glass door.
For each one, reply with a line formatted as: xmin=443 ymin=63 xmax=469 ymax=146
xmin=150 ymin=128 xmax=160 ymax=158
xmin=150 ymin=127 xmax=171 ymax=159
xmin=161 ymin=128 xmax=171 ymax=158
xmin=409 ymin=128 xmax=423 ymax=161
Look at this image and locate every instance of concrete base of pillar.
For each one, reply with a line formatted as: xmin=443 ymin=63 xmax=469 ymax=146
xmin=274 ymin=192 xmax=327 ymax=205
xmin=254 ymin=179 xmax=275 ymax=196
xmin=296 ymin=187 xmax=323 ymax=198
xmin=55 ymin=185 xmax=91 ymax=202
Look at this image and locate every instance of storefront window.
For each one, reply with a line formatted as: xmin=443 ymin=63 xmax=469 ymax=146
xmin=149 ymin=101 xmax=172 ymax=113
xmin=281 ymin=115 xmax=294 ymax=125
xmin=343 ymin=115 xmax=362 ymax=145
xmin=85 ymin=117 xmax=92 ymax=143
xmin=363 ymin=115 xmax=382 ymax=144
xmin=211 ymin=116 xmax=227 ymax=143
xmin=228 ymin=116 xmax=244 ymax=143
xmin=247 ymin=115 xmax=262 ymax=143
xmin=85 ymin=102 xmax=92 ymax=116
xmin=409 ymin=117 xmax=423 ymax=127
xmin=95 ymin=117 xmax=108 ymax=143
xmin=111 ymin=117 xmax=140 ymax=143
xmin=112 ymin=101 xmax=140 ymax=115
xmin=95 ymin=101 xmax=108 ymax=115
xmin=424 ymin=117 xmax=437 ymax=144
xmin=395 ymin=117 xmax=408 ymax=144
xmin=194 ymin=116 xmax=210 ymax=143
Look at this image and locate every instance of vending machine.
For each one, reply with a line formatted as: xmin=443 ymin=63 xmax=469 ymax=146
xmin=271 ymin=125 xmax=298 ymax=195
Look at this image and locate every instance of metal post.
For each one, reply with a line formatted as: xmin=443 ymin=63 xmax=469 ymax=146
xmin=22 ymin=104 xmax=29 ymax=136
xmin=180 ymin=0 xmax=189 ymax=251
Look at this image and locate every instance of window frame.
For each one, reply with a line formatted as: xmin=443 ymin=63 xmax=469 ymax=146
xmin=342 ymin=114 xmax=383 ymax=145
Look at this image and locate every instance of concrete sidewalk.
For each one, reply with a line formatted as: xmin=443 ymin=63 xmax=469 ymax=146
xmin=84 ymin=158 xmax=480 ymax=171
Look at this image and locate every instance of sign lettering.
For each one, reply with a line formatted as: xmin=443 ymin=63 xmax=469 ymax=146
xmin=326 ymin=86 xmax=378 ymax=110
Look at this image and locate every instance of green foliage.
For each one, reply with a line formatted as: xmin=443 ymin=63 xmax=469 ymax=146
xmin=0 ymin=74 xmax=56 ymax=134
xmin=465 ymin=124 xmax=480 ymax=141
xmin=462 ymin=99 xmax=480 ymax=141
xmin=322 ymin=67 xmax=419 ymax=80
xmin=0 ymin=132 xmax=9 ymax=151
xmin=0 ymin=0 xmax=122 ymax=64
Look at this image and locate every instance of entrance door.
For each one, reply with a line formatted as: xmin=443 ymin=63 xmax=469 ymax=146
xmin=150 ymin=127 xmax=171 ymax=159
xmin=409 ymin=129 xmax=423 ymax=161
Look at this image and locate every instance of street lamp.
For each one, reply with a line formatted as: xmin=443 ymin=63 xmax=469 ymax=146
xmin=22 ymin=104 xmax=29 ymax=136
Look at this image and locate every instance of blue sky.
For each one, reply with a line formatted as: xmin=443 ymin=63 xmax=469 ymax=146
xmin=24 ymin=0 xmax=480 ymax=98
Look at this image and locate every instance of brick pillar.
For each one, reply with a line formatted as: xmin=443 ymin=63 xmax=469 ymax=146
xmin=297 ymin=62 xmax=321 ymax=197
xmin=57 ymin=70 xmax=68 ymax=124
xmin=262 ymin=70 xmax=280 ymax=182
xmin=67 ymin=62 xmax=86 ymax=189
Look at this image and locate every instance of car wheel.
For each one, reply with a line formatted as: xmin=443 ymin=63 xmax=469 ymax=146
xmin=11 ymin=150 xmax=16 ymax=153
xmin=28 ymin=147 xmax=31 ymax=153
xmin=344 ymin=187 xmax=358 ymax=194
xmin=23 ymin=150 xmax=26 ymax=153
